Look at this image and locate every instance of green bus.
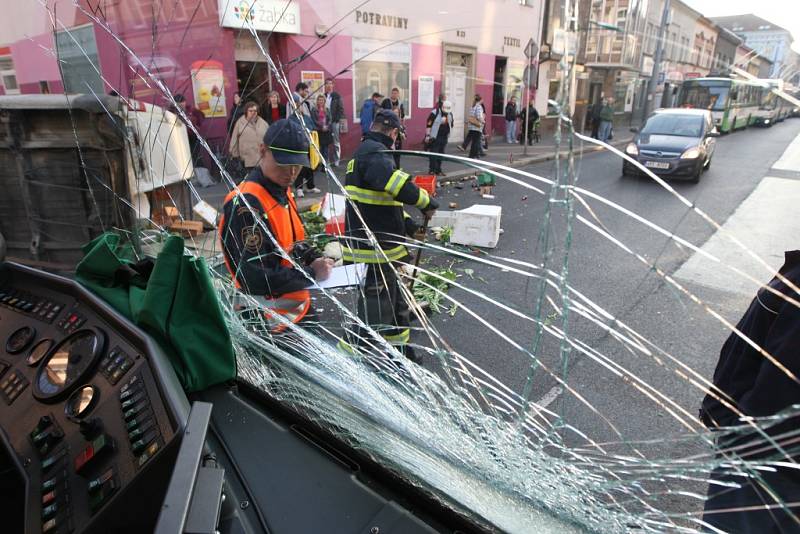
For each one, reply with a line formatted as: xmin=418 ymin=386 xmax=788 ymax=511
xmin=676 ymin=78 xmax=764 ymax=133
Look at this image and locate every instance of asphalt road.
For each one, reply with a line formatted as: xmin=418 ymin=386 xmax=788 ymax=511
xmin=416 ymin=118 xmax=800 ymax=462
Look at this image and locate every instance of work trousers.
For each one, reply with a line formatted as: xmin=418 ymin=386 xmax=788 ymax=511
xmin=428 ymin=136 xmax=447 ymax=174
xmin=329 ymin=121 xmax=341 ymax=166
xmin=350 ymin=262 xmax=411 ymax=355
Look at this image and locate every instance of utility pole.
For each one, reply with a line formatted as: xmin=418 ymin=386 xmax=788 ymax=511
xmin=644 ymin=0 xmax=671 ymax=120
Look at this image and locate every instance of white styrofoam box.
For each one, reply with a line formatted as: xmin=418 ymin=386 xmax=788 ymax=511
xmin=318 ymin=193 xmax=348 ymax=220
xmin=429 ymin=211 xmax=458 ymax=228
xmin=451 ymin=204 xmax=502 ymax=248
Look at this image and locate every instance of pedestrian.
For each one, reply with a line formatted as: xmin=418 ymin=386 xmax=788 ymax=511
xmin=382 ymin=87 xmax=406 ymax=167
xmin=360 ymin=92 xmax=383 ymax=137
xmin=598 ymin=98 xmax=615 ymax=143
xmin=228 ymin=92 xmax=245 ymax=133
xmin=229 ymin=101 xmax=268 ymax=174
xmin=340 ymin=109 xmax=439 ymax=363
xmin=479 ymin=100 xmax=489 ymax=156
xmin=324 ymin=78 xmax=345 ymax=167
xmin=518 ymin=102 xmax=540 ymax=145
xmin=504 ymin=96 xmax=518 ymax=144
xmin=312 ymin=94 xmax=333 ymax=170
xmin=263 ymin=90 xmax=286 ymax=126
xmin=219 ymin=119 xmax=334 ymax=333
xmin=425 ymin=100 xmax=454 ymax=176
xmin=590 ymin=98 xmax=603 ymax=139
xmin=170 ymin=93 xmax=205 ymax=167
xmin=699 ymin=250 xmax=800 ymax=533
xmin=287 ymin=82 xmax=319 ymax=197
xmin=458 ymin=94 xmax=485 ymax=159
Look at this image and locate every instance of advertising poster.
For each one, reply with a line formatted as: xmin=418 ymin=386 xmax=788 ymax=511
xmin=418 ymin=76 xmax=434 ymax=109
xmin=301 ymin=71 xmax=325 ymax=96
xmin=190 ymin=60 xmax=227 ymax=118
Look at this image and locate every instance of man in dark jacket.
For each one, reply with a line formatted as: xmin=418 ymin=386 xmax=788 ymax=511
xmin=590 ymin=99 xmax=603 ymax=139
xmin=341 ymin=109 xmax=438 ymax=362
xmin=324 ymin=78 xmax=345 ymax=167
xmin=381 ymin=87 xmax=406 ymax=167
xmin=699 ymin=250 xmax=800 ymax=533
xmin=504 ymin=96 xmax=518 ymax=143
xmin=518 ymin=103 xmax=540 ymax=145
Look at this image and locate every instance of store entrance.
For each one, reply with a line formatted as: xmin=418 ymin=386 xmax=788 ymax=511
xmin=235 ymin=61 xmax=271 ymax=110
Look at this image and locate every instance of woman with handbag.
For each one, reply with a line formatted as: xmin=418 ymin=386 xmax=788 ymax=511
xmin=229 ymin=101 xmax=268 ymax=175
xmin=458 ymin=94 xmax=485 ymax=159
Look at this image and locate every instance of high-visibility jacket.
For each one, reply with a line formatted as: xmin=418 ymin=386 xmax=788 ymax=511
xmin=219 ymin=180 xmax=311 ymax=331
xmin=342 ymin=131 xmax=436 ymax=264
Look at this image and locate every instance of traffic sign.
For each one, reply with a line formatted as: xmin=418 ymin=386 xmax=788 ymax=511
xmin=524 ymin=38 xmax=538 ymax=59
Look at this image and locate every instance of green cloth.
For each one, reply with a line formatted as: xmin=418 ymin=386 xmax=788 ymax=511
xmin=76 ymin=232 xmax=236 ymax=392
xmin=599 ymin=105 xmax=614 ymax=122
xmin=476 ymin=172 xmax=496 ymax=187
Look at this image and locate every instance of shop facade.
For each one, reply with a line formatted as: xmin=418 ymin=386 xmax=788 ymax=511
xmin=3 ymin=0 xmax=545 ymax=157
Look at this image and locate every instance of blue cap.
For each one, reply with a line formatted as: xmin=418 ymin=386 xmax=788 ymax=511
xmin=374 ymin=109 xmax=401 ymax=129
xmin=263 ymin=119 xmax=310 ymax=167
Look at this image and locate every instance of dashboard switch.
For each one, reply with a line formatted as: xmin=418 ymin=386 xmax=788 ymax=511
xmin=74 ymin=434 xmax=113 ymax=474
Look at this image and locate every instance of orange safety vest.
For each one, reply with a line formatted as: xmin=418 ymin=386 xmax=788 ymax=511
xmin=219 ymin=180 xmax=311 ymax=332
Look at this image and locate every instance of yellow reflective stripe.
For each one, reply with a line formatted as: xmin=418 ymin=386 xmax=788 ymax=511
xmin=382 ymin=328 xmax=410 ymax=344
xmin=337 ymin=339 xmax=357 ymax=355
xmin=415 ymin=187 xmax=430 ymax=208
xmin=341 ymin=244 xmax=408 ymax=263
xmin=403 ymin=210 xmax=411 ymax=220
xmin=346 ymin=159 xmax=355 ymax=173
xmin=384 ymin=169 xmax=410 ymax=196
xmin=345 ymin=185 xmax=402 ymax=207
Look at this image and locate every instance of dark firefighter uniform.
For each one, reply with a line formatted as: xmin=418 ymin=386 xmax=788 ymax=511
xmin=699 ymin=250 xmax=800 ymax=533
xmin=340 ymin=109 xmax=438 ymax=359
xmin=219 ymin=119 xmax=319 ymax=333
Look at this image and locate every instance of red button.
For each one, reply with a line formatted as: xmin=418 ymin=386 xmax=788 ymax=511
xmin=42 ymin=490 xmax=56 ymax=505
xmin=74 ymin=444 xmax=94 ymax=473
xmin=68 ymin=314 xmax=78 ymax=323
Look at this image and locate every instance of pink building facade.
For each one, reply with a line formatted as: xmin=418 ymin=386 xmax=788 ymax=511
xmin=1 ymin=0 xmax=544 ymax=157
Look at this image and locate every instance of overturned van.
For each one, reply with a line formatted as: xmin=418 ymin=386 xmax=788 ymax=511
xmin=0 ymin=94 xmax=193 ymax=269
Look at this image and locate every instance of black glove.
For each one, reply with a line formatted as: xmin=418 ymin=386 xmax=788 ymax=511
xmin=422 ymin=197 xmax=439 ymax=218
xmin=404 ymin=217 xmax=421 ymax=237
xmin=292 ymin=242 xmax=321 ymax=265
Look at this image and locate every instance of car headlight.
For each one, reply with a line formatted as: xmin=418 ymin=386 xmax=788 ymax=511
xmin=680 ymin=147 xmax=701 ymax=159
xmin=625 ymin=143 xmax=639 ymax=156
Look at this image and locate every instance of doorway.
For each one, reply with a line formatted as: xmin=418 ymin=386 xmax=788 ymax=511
xmin=445 ymin=66 xmax=467 ymax=143
xmin=235 ymin=61 xmax=271 ymax=109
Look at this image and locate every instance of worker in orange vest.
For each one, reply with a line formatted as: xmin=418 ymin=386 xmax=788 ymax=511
xmin=219 ymin=119 xmax=333 ymax=332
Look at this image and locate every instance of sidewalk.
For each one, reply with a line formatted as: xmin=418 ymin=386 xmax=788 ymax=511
xmin=195 ymin=134 xmax=633 ymax=212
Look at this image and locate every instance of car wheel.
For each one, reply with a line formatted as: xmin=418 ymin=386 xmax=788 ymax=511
xmin=705 ymin=156 xmax=712 ymax=169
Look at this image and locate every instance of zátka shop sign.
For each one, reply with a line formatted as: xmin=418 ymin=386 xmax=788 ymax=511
xmin=218 ymin=0 xmax=300 ymax=34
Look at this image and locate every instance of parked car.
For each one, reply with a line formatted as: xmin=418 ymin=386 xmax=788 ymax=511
xmin=622 ymin=108 xmax=719 ymax=183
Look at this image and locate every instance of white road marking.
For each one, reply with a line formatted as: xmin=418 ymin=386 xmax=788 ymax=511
xmin=531 ymin=385 xmax=564 ymax=415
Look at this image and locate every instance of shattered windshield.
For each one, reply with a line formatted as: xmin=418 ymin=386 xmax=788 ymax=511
xmin=3 ymin=0 xmax=800 ymax=532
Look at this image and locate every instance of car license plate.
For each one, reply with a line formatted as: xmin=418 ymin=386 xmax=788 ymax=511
xmin=644 ymin=161 xmax=670 ymax=169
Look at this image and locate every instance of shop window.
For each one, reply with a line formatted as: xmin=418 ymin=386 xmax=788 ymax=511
xmin=39 ymin=81 xmax=50 ymax=94
xmin=55 ymin=25 xmax=103 ymax=94
xmin=613 ymin=84 xmax=627 ymax=112
xmin=0 ymin=57 xmax=19 ymax=94
xmin=492 ymin=57 xmax=507 ymax=115
xmin=352 ymin=39 xmax=411 ymax=122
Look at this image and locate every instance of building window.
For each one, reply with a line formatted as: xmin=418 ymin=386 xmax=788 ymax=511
xmin=39 ymin=81 xmax=50 ymax=94
xmin=55 ymin=25 xmax=104 ymax=94
xmin=352 ymin=39 xmax=411 ymax=122
xmin=547 ymin=80 xmax=560 ymax=116
xmin=0 ymin=56 xmax=19 ymax=94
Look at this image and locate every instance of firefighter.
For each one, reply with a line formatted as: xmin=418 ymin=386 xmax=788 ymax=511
xmin=219 ymin=119 xmax=333 ymax=333
xmin=341 ymin=109 xmax=438 ymax=362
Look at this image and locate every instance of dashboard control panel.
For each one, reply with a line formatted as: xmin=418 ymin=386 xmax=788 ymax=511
xmin=0 ymin=263 xmax=189 ymax=534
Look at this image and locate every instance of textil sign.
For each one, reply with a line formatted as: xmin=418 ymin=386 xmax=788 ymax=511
xmin=218 ymin=0 xmax=300 ymax=34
